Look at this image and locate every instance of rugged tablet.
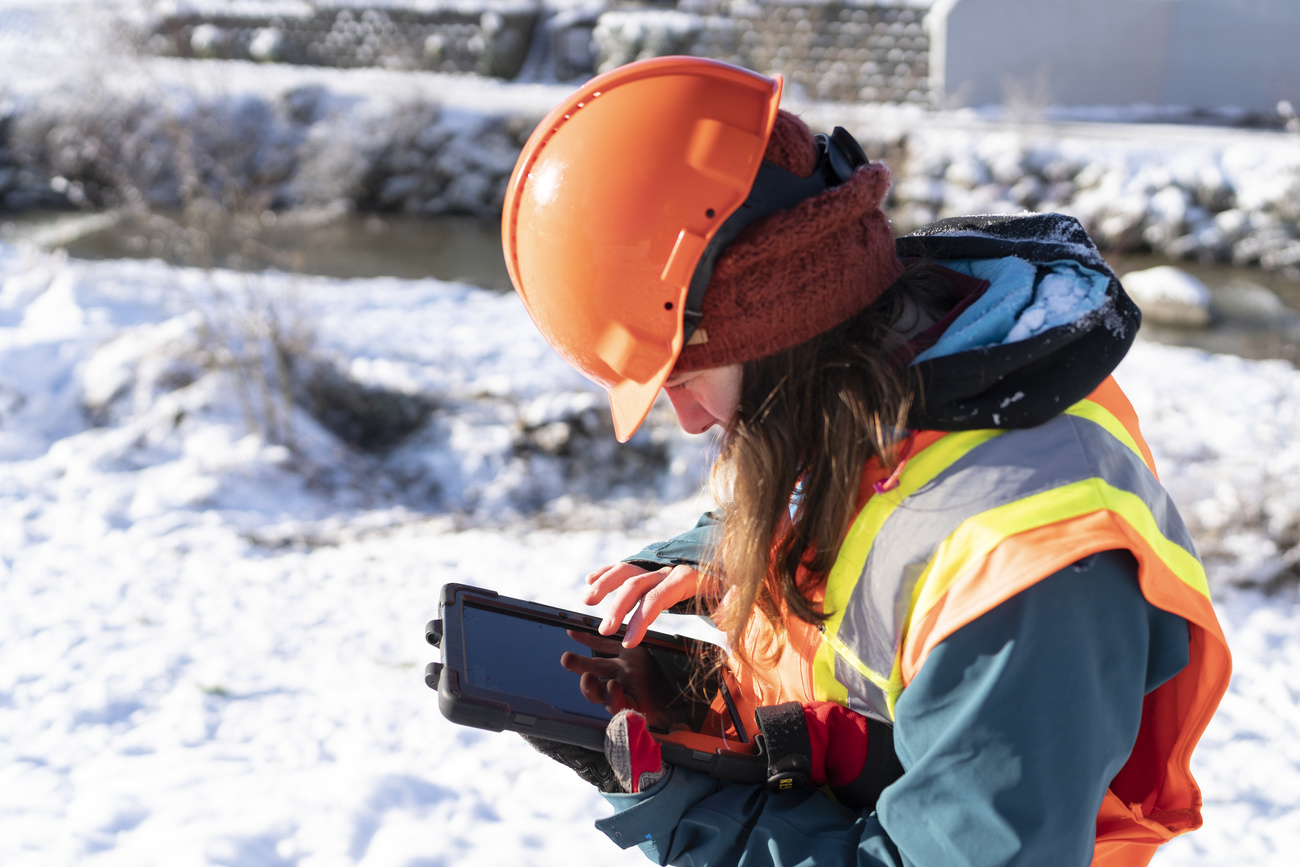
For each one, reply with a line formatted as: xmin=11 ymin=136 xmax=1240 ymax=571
xmin=426 ymin=583 xmax=767 ymax=783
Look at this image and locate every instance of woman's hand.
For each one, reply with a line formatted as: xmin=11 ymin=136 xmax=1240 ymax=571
xmin=584 ymin=562 xmax=701 ymax=648
xmin=560 ymin=630 xmax=685 ymax=731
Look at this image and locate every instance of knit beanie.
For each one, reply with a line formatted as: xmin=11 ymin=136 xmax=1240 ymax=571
xmin=674 ymin=110 xmax=905 ymax=372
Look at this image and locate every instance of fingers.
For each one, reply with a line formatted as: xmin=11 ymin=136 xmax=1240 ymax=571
xmin=597 ymin=569 xmax=665 ymax=636
xmin=599 ymin=564 xmax=700 ymax=642
xmin=578 ymin=671 xmax=607 ymax=705
xmin=575 ymin=670 xmax=632 ymax=716
xmin=560 ymin=650 xmax=620 ymax=681
xmin=584 ymin=562 xmax=650 ymax=605
xmin=565 ymin=629 xmax=624 ymax=655
xmin=603 ymin=681 xmax=634 ymax=717
xmin=619 ymin=564 xmax=700 ymax=648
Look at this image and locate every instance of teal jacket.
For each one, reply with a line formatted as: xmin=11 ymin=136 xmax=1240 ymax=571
xmin=597 ymin=551 xmax=1189 ymax=867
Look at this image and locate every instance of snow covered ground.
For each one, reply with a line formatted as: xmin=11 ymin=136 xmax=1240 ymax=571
xmin=2 ymin=238 xmax=1299 ymax=866
xmin=3 ymin=2 xmax=1300 ymax=865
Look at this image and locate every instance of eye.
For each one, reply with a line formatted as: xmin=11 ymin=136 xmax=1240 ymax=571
xmin=665 ymin=381 xmax=688 ymax=392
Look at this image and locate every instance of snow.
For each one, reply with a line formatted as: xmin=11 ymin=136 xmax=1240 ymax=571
xmin=0 ymin=242 xmax=709 ymax=867
xmin=2 ymin=238 xmax=1299 ymax=866
xmin=1 ymin=2 xmax=1299 ymax=865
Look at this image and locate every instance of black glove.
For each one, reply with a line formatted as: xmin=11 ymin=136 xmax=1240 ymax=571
xmin=521 ymin=735 xmax=622 ymax=794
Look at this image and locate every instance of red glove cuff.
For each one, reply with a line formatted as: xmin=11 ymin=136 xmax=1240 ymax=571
xmin=802 ymin=701 xmax=870 ymax=789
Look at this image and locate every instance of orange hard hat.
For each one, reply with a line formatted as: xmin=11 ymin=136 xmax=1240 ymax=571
xmin=503 ymin=57 xmax=783 ymax=442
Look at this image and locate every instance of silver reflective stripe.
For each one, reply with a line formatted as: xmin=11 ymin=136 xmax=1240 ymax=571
xmin=833 ymin=412 xmax=1195 ymax=717
xmin=845 ymin=685 xmax=892 ymax=724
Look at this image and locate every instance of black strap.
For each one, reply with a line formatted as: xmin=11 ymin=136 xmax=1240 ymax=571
xmin=754 ymin=701 xmax=814 ymax=792
xmin=681 ymin=127 xmax=870 ymax=343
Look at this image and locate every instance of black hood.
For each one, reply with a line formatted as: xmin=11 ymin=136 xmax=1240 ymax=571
xmin=895 ymin=213 xmax=1141 ymax=431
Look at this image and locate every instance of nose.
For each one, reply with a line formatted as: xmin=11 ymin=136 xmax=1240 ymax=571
xmin=665 ymin=388 xmax=718 ymax=435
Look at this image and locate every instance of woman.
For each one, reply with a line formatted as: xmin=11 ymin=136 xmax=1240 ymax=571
xmin=503 ymin=56 xmax=1230 ymax=867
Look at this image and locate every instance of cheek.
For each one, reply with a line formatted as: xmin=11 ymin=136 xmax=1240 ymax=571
xmin=701 ymin=367 xmax=742 ymax=425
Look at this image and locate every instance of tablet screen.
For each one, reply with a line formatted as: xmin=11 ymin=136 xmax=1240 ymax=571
xmin=460 ymin=603 xmax=713 ymax=730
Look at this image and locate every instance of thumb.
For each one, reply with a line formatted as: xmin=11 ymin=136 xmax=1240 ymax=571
xmin=605 ymin=709 xmax=667 ymax=794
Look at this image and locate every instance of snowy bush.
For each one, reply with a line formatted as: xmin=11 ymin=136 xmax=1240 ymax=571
xmin=2 ymin=77 xmax=537 ymax=221
xmin=294 ymin=356 xmax=433 ymax=452
xmin=82 ymin=311 xmax=209 ymax=427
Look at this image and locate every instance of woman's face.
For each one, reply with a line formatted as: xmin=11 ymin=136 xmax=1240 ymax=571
xmin=662 ymin=364 xmax=742 ymax=434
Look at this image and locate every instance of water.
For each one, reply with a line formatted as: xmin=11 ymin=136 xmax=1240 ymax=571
xmin=4 ymin=211 xmax=1299 ymax=366
xmin=1 ymin=210 xmax=515 ymax=292
xmin=1107 ymin=253 xmax=1300 ymax=366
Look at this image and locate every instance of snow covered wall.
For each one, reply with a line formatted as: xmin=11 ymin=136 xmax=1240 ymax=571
xmin=134 ymin=1 xmax=934 ymax=103
xmin=146 ymin=1 xmax=540 ymax=78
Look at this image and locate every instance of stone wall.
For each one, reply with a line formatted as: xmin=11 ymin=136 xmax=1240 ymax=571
xmin=145 ymin=2 xmax=539 ymax=78
xmin=593 ymin=2 xmax=930 ymax=104
xmin=139 ymin=1 xmax=933 ymax=104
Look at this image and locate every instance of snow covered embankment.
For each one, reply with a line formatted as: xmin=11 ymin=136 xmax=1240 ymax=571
xmin=2 ymin=237 xmax=1297 ymax=588
xmin=6 ymin=65 xmax=1300 ymax=278
xmin=891 ymin=125 xmax=1300 ymax=275
xmin=0 ymin=242 xmax=705 ymax=545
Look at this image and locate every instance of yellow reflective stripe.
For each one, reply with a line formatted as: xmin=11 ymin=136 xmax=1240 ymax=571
xmin=818 ymin=625 xmax=901 ymax=699
xmin=822 ymin=429 xmax=1004 ymax=627
xmin=813 ymin=428 xmax=1002 ymax=703
xmin=909 ymin=478 xmax=1211 ymax=639
xmin=1065 ymin=399 xmax=1145 ymax=462
xmin=814 ymin=395 xmax=1190 ymax=713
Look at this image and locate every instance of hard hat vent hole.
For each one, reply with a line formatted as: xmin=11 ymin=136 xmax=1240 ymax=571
xmin=706 ymin=208 xmax=716 ymax=218
xmin=664 ymin=302 xmax=674 ymax=310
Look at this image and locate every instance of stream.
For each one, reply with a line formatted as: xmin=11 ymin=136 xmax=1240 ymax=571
xmin=4 ymin=209 xmax=1299 ymax=366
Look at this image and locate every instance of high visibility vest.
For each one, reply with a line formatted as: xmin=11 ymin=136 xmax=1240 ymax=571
xmin=733 ymin=376 xmax=1231 ymax=867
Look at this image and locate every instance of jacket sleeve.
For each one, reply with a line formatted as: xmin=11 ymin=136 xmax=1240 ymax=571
xmin=621 ymin=512 xmax=721 ymax=571
xmin=593 ymin=549 xmax=1190 ymax=867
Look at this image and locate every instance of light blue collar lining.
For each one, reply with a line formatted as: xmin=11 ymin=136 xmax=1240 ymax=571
xmin=914 ymin=257 xmax=1110 ymax=363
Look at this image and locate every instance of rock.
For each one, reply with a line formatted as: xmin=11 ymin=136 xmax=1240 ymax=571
xmin=943 ymin=156 xmax=989 ymax=190
xmin=1212 ymin=280 xmax=1291 ymax=323
xmin=1120 ymin=266 xmax=1212 ymax=328
xmin=250 ymin=28 xmax=284 ymax=63
xmin=1008 ymin=175 xmax=1043 ymax=208
xmin=190 ymin=24 xmax=227 ymax=58
xmin=1260 ymin=241 xmax=1300 ymax=271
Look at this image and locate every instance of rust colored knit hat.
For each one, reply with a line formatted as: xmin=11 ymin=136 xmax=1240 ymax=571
xmin=675 ymin=110 xmax=905 ymax=372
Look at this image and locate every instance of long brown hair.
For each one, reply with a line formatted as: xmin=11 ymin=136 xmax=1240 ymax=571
xmin=705 ymin=262 xmax=957 ymax=667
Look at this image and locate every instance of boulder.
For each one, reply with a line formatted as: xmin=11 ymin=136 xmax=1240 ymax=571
xmin=1121 ymin=265 xmax=1212 ymax=328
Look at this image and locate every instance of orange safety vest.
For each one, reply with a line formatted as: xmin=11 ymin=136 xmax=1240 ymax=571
xmin=730 ymin=376 xmax=1231 ymax=867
